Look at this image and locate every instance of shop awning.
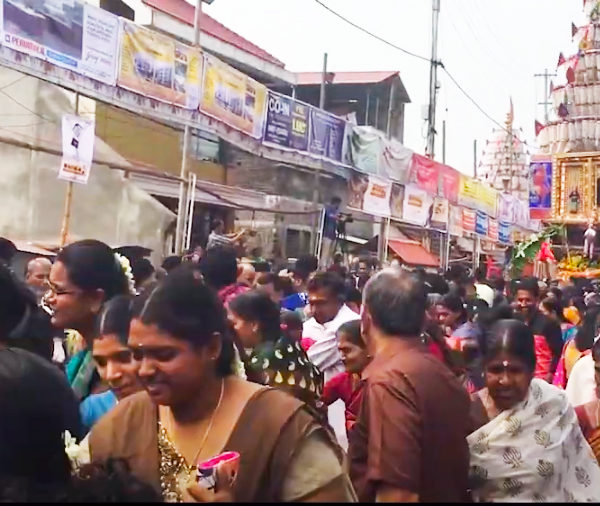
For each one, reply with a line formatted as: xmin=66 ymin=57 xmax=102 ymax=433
xmin=388 ymin=239 xmax=439 ymax=268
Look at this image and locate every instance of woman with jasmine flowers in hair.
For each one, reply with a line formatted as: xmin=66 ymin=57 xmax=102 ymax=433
xmin=44 ymin=240 xmax=134 ymax=402
xmin=468 ymin=319 xmax=600 ymax=502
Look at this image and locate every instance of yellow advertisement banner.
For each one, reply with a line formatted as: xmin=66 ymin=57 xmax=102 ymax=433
xmin=200 ymin=55 xmax=267 ymax=139
xmin=118 ymin=21 xmax=201 ymax=108
xmin=477 ymin=183 xmax=498 ymax=218
xmin=458 ymin=174 xmax=479 ymax=209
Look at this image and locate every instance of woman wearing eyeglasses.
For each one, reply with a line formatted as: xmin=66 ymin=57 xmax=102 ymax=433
xmin=45 ymin=240 xmax=132 ymax=401
xmin=89 ymin=267 xmax=356 ymax=503
xmin=468 ymin=319 xmax=600 ymax=502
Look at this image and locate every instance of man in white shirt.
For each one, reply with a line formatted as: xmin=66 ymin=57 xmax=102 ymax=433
xmin=303 ymin=272 xmax=359 ymax=450
xmin=474 ymin=268 xmax=494 ymax=308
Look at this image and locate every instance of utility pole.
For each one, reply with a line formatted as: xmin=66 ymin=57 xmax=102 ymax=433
xmin=426 ymin=0 xmax=441 ymax=159
xmin=310 ymin=53 xmax=328 ymax=253
xmin=175 ymin=0 xmax=203 ymax=254
xmin=534 ymin=68 xmax=557 ymax=123
xmin=473 ymin=139 xmax=477 ymax=178
xmin=442 ymin=119 xmax=446 ymax=164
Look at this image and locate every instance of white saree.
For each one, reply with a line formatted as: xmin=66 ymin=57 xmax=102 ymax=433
xmin=468 ymin=378 xmax=600 ymax=502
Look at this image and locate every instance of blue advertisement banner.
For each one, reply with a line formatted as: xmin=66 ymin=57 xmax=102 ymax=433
xmin=263 ymin=91 xmax=309 ymax=151
xmin=475 ymin=210 xmax=488 ymax=236
xmin=308 ymin=108 xmax=346 ymax=162
xmin=499 ymin=221 xmax=511 ymax=244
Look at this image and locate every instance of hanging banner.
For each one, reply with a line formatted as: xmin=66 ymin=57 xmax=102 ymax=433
xmin=118 ymin=21 xmax=201 ymax=107
xmin=515 ymin=199 xmax=530 ymax=229
xmin=409 ymin=153 xmax=439 ymax=195
xmin=430 ymin=197 xmax=449 ymax=231
xmin=498 ymin=193 xmax=515 ymax=224
xmin=308 ymin=108 xmax=347 ymax=162
xmin=529 ymin=158 xmax=552 ymax=219
xmin=1 ymin=0 xmax=120 ymax=84
xmin=347 ymin=171 xmax=369 ymax=211
xmin=362 ymin=176 xmax=392 ymax=217
xmin=390 ymin=183 xmax=404 ymax=221
xmin=402 ymin=184 xmax=432 ymax=226
xmin=382 ymin=138 xmax=412 ymax=183
xmin=201 ymin=54 xmax=267 ymax=138
xmin=475 ymin=210 xmax=488 ymax=236
xmin=499 ymin=221 xmax=511 ymax=244
xmin=349 ymin=126 xmax=381 ymax=175
xmin=439 ymin=165 xmax=460 ymax=204
xmin=462 ymin=208 xmax=476 ymax=233
xmin=488 ymin=218 xmax=499 ymax=242
xmin=449 ymin=205 xmax=463 ymax=236
xmin=458 ymin=174 xmax=479 ymax=209
xmin=58 ymin=114 xmax=95 ymax=184
xmin=477 ymin=183 xmax=498 ymax=218
xmin=263 ymin=91 xmax=309 ymax=151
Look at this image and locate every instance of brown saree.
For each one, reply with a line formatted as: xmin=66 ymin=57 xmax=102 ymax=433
xmin=89 ymin=387 xmax=346 ymax=502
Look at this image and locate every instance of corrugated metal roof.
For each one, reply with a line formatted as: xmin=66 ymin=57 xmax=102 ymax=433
xmin=295 ymin=70 xmax=399 ymax=86
xmin=142 ymin=0 xmax=285 ymax=68
xmin=388 ymin=239 xmax=439 ymax=268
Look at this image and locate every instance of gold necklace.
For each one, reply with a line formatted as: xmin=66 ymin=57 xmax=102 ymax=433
xmin=163 ymin=379 xmax=225 ymax=468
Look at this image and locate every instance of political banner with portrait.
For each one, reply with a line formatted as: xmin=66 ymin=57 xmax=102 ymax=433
xmin=529 ymin=158 xmax=552 ymax=219
xmin=390 ymin=183 xmax=405 ymax=221
xmin=201 ymin=54 xmax=267 ymax=138
xmin=2 ymin=0 xmax=120 ymax=84
xmin=58 ymin=114 xmax=94 ymax=184
xmin=118 ymin=21 xmax=202 ymax=108
xmin=347 ymin=171 xmax=369 ymax=211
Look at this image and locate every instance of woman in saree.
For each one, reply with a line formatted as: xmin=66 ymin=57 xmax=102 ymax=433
xmin=45 ymin=240 xmax=132 ymax=401
xmin=468 ymin=319 xmax=600 ymax=502
xmin=89 ymin=267 xmax=355 ymax=503
xmin=227 ymin=290 xmax=324 ymax=412
xmin=575 ymin=337 xmax=600 ymax=463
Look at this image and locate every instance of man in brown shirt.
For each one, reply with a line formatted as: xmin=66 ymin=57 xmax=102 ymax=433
xmin=349 ymin=269 xmax=471 ymax=502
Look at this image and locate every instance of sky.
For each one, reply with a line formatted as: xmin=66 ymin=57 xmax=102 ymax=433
xmin=203 ymin=0 xmax=582 ymax=175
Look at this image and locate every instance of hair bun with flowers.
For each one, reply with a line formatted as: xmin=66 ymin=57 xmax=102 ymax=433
xmin=114 ymin=253 xmax=137 ymax=295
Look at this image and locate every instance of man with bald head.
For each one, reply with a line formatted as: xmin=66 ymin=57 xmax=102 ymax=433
xmin=349 ymin=269 xmax=470 ymax=503
xmin=25 ymin=257 xmax=52 ymax=302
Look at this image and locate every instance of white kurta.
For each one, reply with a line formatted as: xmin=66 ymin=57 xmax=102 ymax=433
xmin=303 ymin=304 xmax=360 ymax=451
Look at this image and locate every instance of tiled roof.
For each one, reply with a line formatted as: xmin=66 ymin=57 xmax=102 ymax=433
xmin=295 ymin=70 xmax=399 ymax=86
xmin=142 ymin=0 xmax=285 ymax=68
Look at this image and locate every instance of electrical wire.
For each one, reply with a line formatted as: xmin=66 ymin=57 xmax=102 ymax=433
xmin=313 ymin=0 xmax=431 ymax=63
xmin=312 ymin=0 xmax=534 ymax=149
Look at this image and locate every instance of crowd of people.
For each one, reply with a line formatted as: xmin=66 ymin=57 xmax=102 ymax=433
xmin=4 ymin=234 xmax=600 ymax=502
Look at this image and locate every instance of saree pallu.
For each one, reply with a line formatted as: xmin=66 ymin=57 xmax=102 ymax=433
xmin=576 ymin=401 xmax=600 ymax=465
xmin=468 ymin=379 xmax=600 ymax=502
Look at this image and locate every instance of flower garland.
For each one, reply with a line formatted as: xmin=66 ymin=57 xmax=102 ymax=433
xmin=64 ymin=430 xmax=90 ymax=470
xmin=114 ymin=253 xmax=137 ymax=295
